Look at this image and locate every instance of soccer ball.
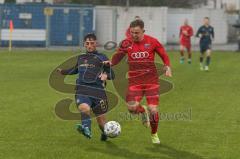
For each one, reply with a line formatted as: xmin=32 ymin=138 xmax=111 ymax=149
xmin=104 ymin=121 xmax=121 ymax=138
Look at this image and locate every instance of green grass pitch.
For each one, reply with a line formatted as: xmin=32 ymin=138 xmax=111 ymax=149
xmin=0 ymin=50 xmax=239 ymax=159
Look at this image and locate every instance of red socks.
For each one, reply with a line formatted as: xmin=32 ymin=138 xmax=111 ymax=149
xmin=150 ymin=112 xmax=159 ymax=134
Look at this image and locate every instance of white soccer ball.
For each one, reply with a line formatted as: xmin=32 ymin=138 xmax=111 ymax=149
xmin=104 ymin=121 xmax=121 ymax=138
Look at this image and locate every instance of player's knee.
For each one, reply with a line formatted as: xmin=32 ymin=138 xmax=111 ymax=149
xmin=148 ymin=106 xmax=158 ymax=114
xmin=78 ymin=103 xmax=91 ymax=114
xmin=127 ymin=106 xmax=137 ymax=114
xmin=127 ymin=101 xmax=139 ymax=107
xmin=180 ymin=45 xmax=184 ymax=50
xmin=206 ymin=50 xmax=211 ymax=56
xmin=127 ymin=101 xmax=139 ymax=114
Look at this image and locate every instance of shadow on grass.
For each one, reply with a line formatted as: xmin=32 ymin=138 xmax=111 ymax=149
xmin=86 ymin=141 xmax=159 ymax=159
xmin=85 ymin=141 xmax=203 ymax=159
xmin=146 ymin=143 xmax=204 ymax=159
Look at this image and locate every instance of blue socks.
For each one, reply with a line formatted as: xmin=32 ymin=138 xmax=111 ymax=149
xmin=81 ymin=112 xmax=91 ymax=130
xmin=206 ymin=56 xmax=211 ymax=66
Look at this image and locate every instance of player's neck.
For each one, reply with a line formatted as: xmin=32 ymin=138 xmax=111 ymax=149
xmin=133 ymin=36 xmax=144 ymax=43
xmin=139 ymin=35 xmax=145 ymax=42
xmin=87 ymin=50 xmax=97 ymax=54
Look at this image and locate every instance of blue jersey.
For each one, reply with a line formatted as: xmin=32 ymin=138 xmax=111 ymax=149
xmin=196 ymin=25 xmax=214 ymax=44
xmin=61 ymin=51 xmax=115 ymax=89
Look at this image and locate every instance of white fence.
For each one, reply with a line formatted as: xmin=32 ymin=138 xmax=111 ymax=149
xmin=96 ymin=6 xmax=168 ymax=45
xmin=168 ymin=8 xmax=228 ymax=45
xmin=95 ymin=6 xmax=229 ymax=46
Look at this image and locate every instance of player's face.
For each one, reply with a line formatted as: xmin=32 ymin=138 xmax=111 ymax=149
xmin=184 ymin=19 xmax=188 ymax=25
xmin=130 ymin=26 xmax=144 ymax=42
xmin=84 ymin=38 xmax=97 ymax=52
xmin=204 ymin=18 xmax=209 ymax=26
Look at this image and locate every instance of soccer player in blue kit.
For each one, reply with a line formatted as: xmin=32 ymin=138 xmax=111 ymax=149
xmin=57 ymin=33 xmax=115 ymax=141
xmin=196 ymin=17 xmax=215 ymax=71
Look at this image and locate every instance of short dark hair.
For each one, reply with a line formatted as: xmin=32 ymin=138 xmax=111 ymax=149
xmin=84 ymin=33 xmax=97 ymax=41
xmin=204 ymin=17 xmax=210 ymax=20
xmin=134 ymin=15 xmax=140 ymax=19
xmin=130 ymin=19 xmax=144 ymax=29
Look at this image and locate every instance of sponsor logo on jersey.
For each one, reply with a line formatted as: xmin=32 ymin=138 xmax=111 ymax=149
xmin=144 ymin=43 xmax=151 ymax=49
xmin=80 ymin=64 xmax=96 ymax=68
xmin=131 ymin=51 xmax=149 ymax=59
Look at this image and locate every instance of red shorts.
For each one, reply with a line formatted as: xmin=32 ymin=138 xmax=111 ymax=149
xmin=126 ymin=84 xmax=159 ymax=106
xmin=180 ymin=41 xmax=191 ymax=50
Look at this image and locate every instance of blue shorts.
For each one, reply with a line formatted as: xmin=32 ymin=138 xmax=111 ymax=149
xmin=200 ymin=43 xmax=211 ymax=53
xmin=75 ymin=93 xmax=108 ymax=116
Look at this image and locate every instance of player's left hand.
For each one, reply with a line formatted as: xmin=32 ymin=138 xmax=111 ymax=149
xmin=99 ymin=72 xmax=108 ymax=81
xmin=183 ymin=30 xmax=188 ymax=35
xmin=164 ymin=66 xmax=172 ymax=77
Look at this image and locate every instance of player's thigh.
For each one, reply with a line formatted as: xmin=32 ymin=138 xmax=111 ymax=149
xmin=200 ymin=46 xmax=207 ymax=55
xmin=145 ymin=84 xmax=160 ymax=108
xmin=206 ymin=45 xmax=212 ymax=56
xmin=75 ymin=95 xmax=92 ymax=112
xmin=91 ymin=93 xmax=109 ymax=117
xmin=126 ymin=85 xmax=144 ymax=111
xmin=206 ymin=49 xmax=211 ymax=56
xmin=180 ymin=45 xmax=185 ymax=51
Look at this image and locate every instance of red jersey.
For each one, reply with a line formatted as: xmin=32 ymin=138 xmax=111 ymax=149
xmin=179 ymin=25 xmax=193 ymax=45
xmin=112 ymin=34 xmax=170 ymax=85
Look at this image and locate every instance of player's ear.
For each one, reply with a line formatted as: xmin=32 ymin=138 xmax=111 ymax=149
xmin=96 ymin=41 xmax=99 ymax=47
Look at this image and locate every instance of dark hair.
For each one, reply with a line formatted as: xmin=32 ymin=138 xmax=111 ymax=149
xmin=84 ymin=33 xmax=97 ymax=41
xmin=204 ymin=17 xmax=210 ymax=20
xmin=130 ymin=19 xmax=144 ymax=29
xmin=134 ymin=15 xmax=140 ymax=19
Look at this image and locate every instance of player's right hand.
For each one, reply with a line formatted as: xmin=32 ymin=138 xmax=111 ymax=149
xmin=164 ymin=66 xmax=172 ymax=77
xmin=99 ymin=72 xmax=108 ymax=81
xmin=102 ymin=61 xmax=112 ymax=66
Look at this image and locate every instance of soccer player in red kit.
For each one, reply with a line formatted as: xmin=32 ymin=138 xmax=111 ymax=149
xmin=109 ymin=19 xmax=172 ymax=144
xmin=179 ymin=19 xmax=193 ymax=64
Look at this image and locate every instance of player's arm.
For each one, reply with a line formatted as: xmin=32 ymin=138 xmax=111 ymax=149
xmin=111 ymin=49 xmax=126 ymax=66
xmin=103 ymin=39 xmax=130 ymax=66
xmin=110 ymin=39 xmax=132 ymax=66
xmin=57 ymin=57 xmax=79 ymax=75
xmin=57 ymin=64 xmax=78 ymax=75
xmin=179 ymin=27 xmax=182 ymax=38
xmin=101 ymin=55 xmax=115 ymax=80
xmin=102 ymin=65 xmax=115 ymax=80
xmin=211 ymin=27 xmax=215 ymax=40
xmin=154 ymin=40 xmax=172 ymax=77
xmin=189 ymin=27 xmax=193 ymax=37
xmin=102 ymin=49 xmax=126 ymax=66
xmin=196 ymin=27 xmax=202 ymax=38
